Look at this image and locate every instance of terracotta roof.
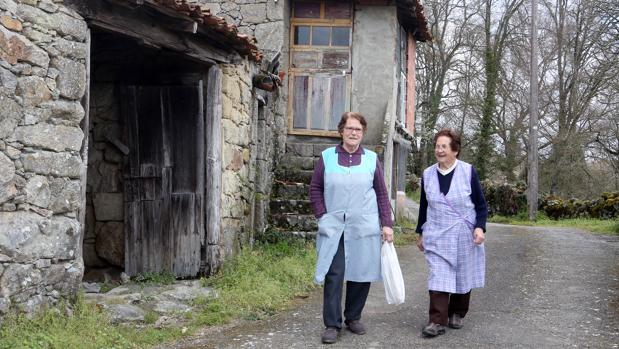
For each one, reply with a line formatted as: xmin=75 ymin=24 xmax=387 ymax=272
xmin=396 ymin=0 xmax=432 ymax=42
xmin=146 ymin=0 xmax=263 ymax=61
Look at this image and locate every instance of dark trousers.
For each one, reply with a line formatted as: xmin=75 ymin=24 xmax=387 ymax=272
xmin=323 ymin=235 xmax=371 ymax=329
xmin=428 ymin=290 xmax=471 ymax=325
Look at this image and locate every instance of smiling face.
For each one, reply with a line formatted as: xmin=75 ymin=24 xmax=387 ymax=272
xmin=434 ymin=135 xmax=458 ymax=168
xmin=340 ymin=117 xmax=365 ymax=152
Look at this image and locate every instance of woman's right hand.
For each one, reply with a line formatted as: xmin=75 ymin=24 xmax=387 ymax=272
xmin=416 ymin=235 xmax=424 ymax=251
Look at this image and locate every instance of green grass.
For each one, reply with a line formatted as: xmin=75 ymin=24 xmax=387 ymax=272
xmin=0 ymin=240 xmax=318 ymax=349
xmin=405 ymin=188 xmax=421 ymax=203
xmin=133 ymin=271 xmax=176 ymax=285
xmin=192 ymin=240 xmax=317 ymax=326
xmin=489 ymin=212 xmax=619 ymax=234
xmin=393 ymin=217 xmax=418 ymax=246
xmin=0 ymin=297 xmax=184 ymax=349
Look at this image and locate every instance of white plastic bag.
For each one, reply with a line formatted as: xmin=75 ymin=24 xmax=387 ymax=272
xmin=381 ymin=242 xmax=405 ymax=305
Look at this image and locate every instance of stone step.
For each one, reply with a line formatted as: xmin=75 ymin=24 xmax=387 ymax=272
xmin=260 ymin=230 xmax=317 ymax=242
xmin=269 ymin=213 xmax=317 ymax=231
xmin=272 ymin=181 xmax=309 ymax=199
xmin=275 ymin=169 xmax=313 ymax=184
xmin=269 ymin=199 xmax=312 ymax=215
xmin=278 ymin=155 xmax=317 ymax=171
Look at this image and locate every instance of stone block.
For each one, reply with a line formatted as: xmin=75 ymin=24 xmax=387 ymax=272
xmin=0 ymin=263 xmax=40 ymax=297
xmin=25 ymin=175 xmax=50 ymax=208
xmin=0 ymin=15 xmax=22 ymax=31
xmin=41 ymin=99 xmax=85 ymax=125
xmin=83 ymin=241 xmax=107 ymax=268
xmin=266 ymin=1 xmax=284 ymax=21
xmin=0 ymin=151 xmax=14 ymax=184
xmin=38 ymin=0 xmax=58 ymax=13
xmin=49 ymin=37 xmax=88 ymax=60
xmin=0 ymin=0 xmax=17 ymax=13
xmin=286 ymin=143 xmax=313 ymax=157
xmin=0 ymin=25 xmax=49 ymax=67
xmin=23 ymin=106 xmax=52 ymax=125
xmin=16 ymin=76 xmax=51 ymax=106
xmin=14 ymin=124 xmax=83 ymax=152
xmin=97 ymin=162 xmax=121 ymax=192
xmin=254 ymin=21 xmax=284 ymax=53
xmin=16 ymin=4 xmax=88 ymax=41
xmin=0 ymin=65 xmax=17 ymax=94
xmin=21 ymin=150 xmax=82 ymax=178
xmin=239 ymin=3 xmax=266 ymax=24
xmin=95 ymin=221 xmax=124 ymax=267
xmin=51 ymin=57 xmax=85 ymax=100
xmin=93 ymin=193 xmax=123 ymax=221
xmin=48 ymin=178 xmax=80 ymax=213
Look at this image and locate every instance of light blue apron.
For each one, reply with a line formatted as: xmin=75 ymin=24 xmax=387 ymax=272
xmin=421 ymin=160 xmax=485 ymax=293
xmin=314 ymin=147 xmax=382 ymax=283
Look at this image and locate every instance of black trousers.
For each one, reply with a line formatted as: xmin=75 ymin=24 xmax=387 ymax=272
xmin=323 ymin=235 xmax=371 ymax=329
xmin=428 ymin=290 xmax=471 ymax=325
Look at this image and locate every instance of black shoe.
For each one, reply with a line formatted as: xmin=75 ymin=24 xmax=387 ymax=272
xmin=422 ymin=322 xmax=446 ymax=337
xmin=321 ymin=327 xmax=339 ymax=344
xmin=448 ymin=314 xmax=463 ymax=329
xmin=346 ymin=320 xmax=366 ymax=335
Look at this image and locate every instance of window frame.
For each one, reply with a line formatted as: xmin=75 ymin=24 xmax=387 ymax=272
xmin=288 ymin=0 xmax=353 ymax=137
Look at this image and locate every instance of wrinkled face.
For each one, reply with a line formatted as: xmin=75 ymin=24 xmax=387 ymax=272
xmin=434 ymin=135 xmax=458 ymax=166
xmin=340 ymin=118 xmax=365 ymax=150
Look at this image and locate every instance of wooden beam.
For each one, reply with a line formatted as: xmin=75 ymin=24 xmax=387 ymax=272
xmin=205 ymin=66 xmax=223 ymax=276
xmin=65 ymin=0 xmax=233 ymax=64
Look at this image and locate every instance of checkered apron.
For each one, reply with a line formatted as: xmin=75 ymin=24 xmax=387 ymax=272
xmin=421 ymin=160 xmax=485 ymax=293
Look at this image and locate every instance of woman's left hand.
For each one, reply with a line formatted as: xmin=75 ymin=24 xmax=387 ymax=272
xmin=382 ymin=226 xmax=394 ymax=243
xmin=473 ymin=228 xmax=485 ymax=245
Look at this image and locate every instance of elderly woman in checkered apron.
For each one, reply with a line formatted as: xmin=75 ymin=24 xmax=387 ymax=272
xmin=415 ymin=129 xmax=488 ymax=337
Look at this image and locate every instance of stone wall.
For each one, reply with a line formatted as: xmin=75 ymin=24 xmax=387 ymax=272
xmin=200 ymin=0 xmax=286 ymax=57
xmin=83 ymin=83 xmax=124 ymax=270
xmin=220 ymin=61 xmax=271 ymax=256
xmin=0 ymin=0 xmax=88 ymax=314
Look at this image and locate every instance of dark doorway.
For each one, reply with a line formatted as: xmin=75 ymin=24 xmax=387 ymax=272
xmin=84 ymin=30 xmax=210 ymax=280
xmin=121 ymin=84 xmax=205 ymax=277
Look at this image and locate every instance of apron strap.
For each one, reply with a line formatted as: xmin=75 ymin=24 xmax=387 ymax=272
xmin=441 ymin=193 xmax=475 ymax=229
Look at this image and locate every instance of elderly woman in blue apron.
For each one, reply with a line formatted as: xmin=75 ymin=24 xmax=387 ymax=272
xmin=309 ymin=112 xmax=393 ymax=344
xmin=415 ymin=129 xmax=487 ymax=337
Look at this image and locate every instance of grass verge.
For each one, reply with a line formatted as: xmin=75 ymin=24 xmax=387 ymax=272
xmin=191 ymin=240 xmax=317 ymax=326
xmin=0 ymin=240 xmax=318 ymax=349
xmin=489 ymin=212 xmax=619 ymax=234
xmin=0 ymin=297 xmax=184 ymax=349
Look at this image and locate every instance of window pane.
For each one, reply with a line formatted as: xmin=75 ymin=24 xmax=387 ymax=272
xmin=325 ymin=2 xmax=351 ymax=19
xmin=311 ymin=76 xmax=328 ymax=130
xmin=312 ymin=26 xmax=330 ymax=46
xmin=294 ymin=26 xmax=310 ymax=45
xmin=294 ymin=2 xmax=320 ymax=18
xmin=293 ymin=76 xmax=309 ymax=128
xmin=331 ymin=27 xmax=350 ymax=46
xmin=292 ymin=51 xmax=319 ymax=68
xmin=330 ymin=76 xmax=347 ymax=130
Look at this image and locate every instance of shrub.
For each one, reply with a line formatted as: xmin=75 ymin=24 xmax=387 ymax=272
xmin=481 ymin=180 xmax=527 ymax=216
xmin=540 ymin=192 xmax=618 ymax=220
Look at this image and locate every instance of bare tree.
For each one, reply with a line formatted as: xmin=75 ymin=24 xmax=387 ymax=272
xmin=415 ymin=0 xmax=479 ymax=171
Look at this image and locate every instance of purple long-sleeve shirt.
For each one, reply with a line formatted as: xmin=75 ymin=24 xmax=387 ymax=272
xmin=309 ymin=145 xmax=393 ymax=228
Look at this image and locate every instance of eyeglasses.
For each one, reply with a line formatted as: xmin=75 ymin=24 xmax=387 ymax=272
xmin=344 ymin=127 xmax=364 ymax=134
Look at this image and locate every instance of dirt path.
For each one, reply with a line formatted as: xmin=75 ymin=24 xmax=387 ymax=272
xmin=166 ymin=224 xmax=619 ymax=348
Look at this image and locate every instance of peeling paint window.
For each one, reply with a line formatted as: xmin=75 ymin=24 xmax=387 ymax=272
xmin=289 ymin=0 xmax=353 ymax=136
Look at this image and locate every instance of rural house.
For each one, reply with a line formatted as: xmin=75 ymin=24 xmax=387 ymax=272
xmin=0 ymin=0 xmax=429 ymax=315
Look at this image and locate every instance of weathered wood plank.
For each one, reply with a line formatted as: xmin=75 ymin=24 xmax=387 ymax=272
xmin=205 ymin=66 xmax=222 ymax=275
xmin=66 ymin=0 xmax=231 ymax=64
xmin=310 ymin=75 xmax=329 ymax=130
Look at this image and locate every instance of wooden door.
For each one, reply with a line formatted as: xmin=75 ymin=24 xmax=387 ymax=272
xmin=121 ymin=83 xmax=204 ymax=277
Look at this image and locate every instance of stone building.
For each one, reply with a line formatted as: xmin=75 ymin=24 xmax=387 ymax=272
xmin=0 ymin=0 xmax=430 ymax=315
xmin=0 ymin=0 xmax=284 ymax=314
